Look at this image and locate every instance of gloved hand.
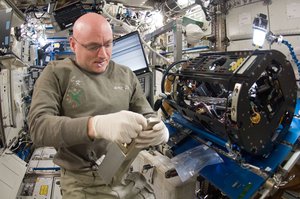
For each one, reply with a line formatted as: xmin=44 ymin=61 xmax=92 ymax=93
xmin=91 ymin=110 xmax=147 ymax=144
xmin=135 ymin=120 xmax=169 ymax=149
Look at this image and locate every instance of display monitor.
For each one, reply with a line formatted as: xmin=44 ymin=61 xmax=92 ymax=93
xmin=0 ymin=10 xmax=12 ymax=51
xmin=53 ymin=1 xmax=85 ymax=31
xmin=112 ymin=31 xmax=149 ymax=75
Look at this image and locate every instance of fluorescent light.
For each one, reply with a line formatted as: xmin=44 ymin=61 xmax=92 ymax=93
xmin=252 ymin=13 xmax=268 ymax=48
xmin=253 ymin=28 xmax=267 ymax=47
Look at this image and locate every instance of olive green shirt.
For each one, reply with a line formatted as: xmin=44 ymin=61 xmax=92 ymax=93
xmin=28 ymin=58 xmax=154 ymax=171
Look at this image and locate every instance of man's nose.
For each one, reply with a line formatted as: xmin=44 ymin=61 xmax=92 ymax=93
xmin=97 ymin=46 xmax=108 ymax=57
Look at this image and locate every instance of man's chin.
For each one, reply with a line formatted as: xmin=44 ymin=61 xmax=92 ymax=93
xmin=93 ymin=63 xmax=107 ymax=73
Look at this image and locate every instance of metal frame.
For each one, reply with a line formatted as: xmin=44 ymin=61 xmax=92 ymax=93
xmin=145 ymin=19 xmax=183 ymax=62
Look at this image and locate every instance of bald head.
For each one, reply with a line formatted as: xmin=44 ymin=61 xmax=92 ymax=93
xmin=73 ymin=13 xmax=112 ymax=40
xmin=70 ymin=13 xmax=114 ymax=74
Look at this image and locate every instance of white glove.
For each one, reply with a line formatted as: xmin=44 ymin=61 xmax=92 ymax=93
xmin=92 ymin=110 xmax=147 ymax=144
xmin=135 ymin=121 xmax=169 ymax=149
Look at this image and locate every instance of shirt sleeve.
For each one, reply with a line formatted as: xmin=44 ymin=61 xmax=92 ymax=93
xmin=28 ymin=62 xmax=92 ymax=148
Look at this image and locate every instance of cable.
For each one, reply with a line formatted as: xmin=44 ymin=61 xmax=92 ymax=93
xmin=161 ymin=59 xmax=189 ymax=93
xmin=281 ymin=39 xmax=300 ymax=76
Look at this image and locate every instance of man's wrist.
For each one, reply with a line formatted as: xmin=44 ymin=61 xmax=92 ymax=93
xmin=87 ymin=117 xmax=95 ymax=139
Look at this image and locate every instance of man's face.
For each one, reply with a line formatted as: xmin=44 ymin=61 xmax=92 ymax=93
xmin=70 ymin=29 xmax=113 ymax=74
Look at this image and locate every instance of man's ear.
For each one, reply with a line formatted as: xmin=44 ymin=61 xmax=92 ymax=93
xmin=69 ymin=37 xmax=76 ymax=52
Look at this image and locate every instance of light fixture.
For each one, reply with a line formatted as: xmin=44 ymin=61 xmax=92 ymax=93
xmin=252 ymin=13 xmax=268 ymax=48
xmin=251 ymin=13 xmax=300 ymax=76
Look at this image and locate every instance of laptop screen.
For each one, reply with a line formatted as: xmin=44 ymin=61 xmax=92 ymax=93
xmin=111 ymin=31 xmax=149 ymax=75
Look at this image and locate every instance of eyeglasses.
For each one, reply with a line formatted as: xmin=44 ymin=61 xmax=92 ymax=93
xmin=72 ymin=36 xmax=113 ymax=52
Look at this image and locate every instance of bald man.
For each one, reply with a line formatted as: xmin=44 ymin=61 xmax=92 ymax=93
xmin=28 ymin=13 xmax=168 ymax=198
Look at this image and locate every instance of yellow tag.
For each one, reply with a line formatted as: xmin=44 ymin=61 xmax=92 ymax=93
xmin=229 ymin=58 xmax=244 ymax=71
xmin=53 ymin=43 xmax=60 ymax=48
xmin=39 ymin=185 xmax=48 ymax=196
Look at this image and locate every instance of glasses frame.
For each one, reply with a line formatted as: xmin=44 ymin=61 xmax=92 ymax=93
xmin=72 ymin=36 xmax=113 ymax=52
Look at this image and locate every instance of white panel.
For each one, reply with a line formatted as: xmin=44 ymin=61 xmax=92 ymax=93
xmin=0 ymin=69 xmax=13 ymax=128
xmin=27 ymin=147 xmax=59 ymax=174
xmin=0 ymin=149 xmax=27 ymax=199
xmin=227 ymin=39 xmax=270 ymax=51
xmin=32 ymin=177 xmax=53 ymax=199
xmin=51 ymin=177 xmax=62 ymax=199
xmin=17 ymin=176 xmax=54 ymax=199
xmin=0 ymin=65 xmax=29 ymax=146
xmin=226 ymin=1 xmax=268 ymax=40
xmin=227 ymin=0 xmax=300 ymax=41
xmin=269 ymin=0 xmax=300 ymax=35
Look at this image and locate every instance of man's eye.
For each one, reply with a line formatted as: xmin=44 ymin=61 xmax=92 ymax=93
xmin=87 ymin=45 xmax=100 ymax=51
xmin=105 ymin=43 xmax=113 ymax=48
